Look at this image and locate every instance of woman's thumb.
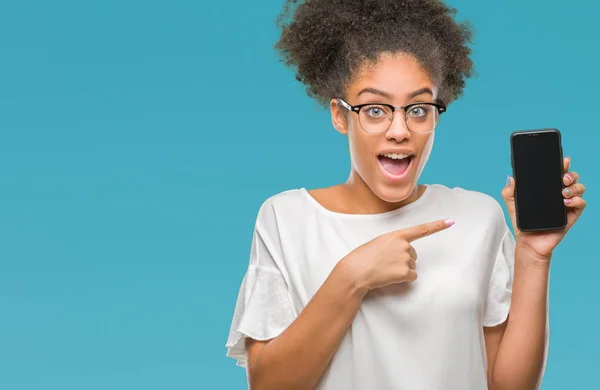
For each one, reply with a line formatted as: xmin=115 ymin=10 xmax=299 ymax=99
xmin=501 ymin=175 xmax=517 ymax=221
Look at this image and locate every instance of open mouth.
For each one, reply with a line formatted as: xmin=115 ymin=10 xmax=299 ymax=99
xmin=377 ymin=153 xmax=414 ymax=178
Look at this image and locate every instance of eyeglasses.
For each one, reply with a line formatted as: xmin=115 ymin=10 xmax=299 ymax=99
xmin=337 ymin=98 xmax=447 ymax=134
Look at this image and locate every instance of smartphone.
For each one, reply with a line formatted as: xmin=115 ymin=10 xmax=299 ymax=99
xmin=510 ymin=128 xmax=567 ymax=232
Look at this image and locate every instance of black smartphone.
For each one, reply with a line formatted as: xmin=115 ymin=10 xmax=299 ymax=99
xmin=510 ymin=128 xmax=567 ymax=232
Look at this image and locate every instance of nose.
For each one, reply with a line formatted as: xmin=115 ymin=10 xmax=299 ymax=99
xmin=384 ymin=110 xmax=411 ymax=142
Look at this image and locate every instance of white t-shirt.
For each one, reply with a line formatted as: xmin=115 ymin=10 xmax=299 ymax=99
xmin=226 ymin=184 xmax=517 ymax=390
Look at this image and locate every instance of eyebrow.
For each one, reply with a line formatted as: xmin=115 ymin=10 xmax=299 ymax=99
xmin=357 ymin=87 xmax=393 ymax=99
xmin=356 ymin=87 xmax=434 ymax=100
xmin=408 ymin=87 xmax=434 ymax=99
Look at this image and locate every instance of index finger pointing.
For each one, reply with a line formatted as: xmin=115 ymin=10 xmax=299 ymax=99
xmin=400 ymin=219 xmax=455 ymax=242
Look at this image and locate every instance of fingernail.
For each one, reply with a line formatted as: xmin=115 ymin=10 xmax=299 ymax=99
xmin=564 ymin=198 xmax=572 ymax=205
xmin=564 ymin=174 xmax=573 ymax=183
xmin=563 ymin=188 xmax=572 ymax=196
xmin=445 ymin=219 xmax=455 ymax=227
xmin=505 ymin=175 xmax=511 ymax=187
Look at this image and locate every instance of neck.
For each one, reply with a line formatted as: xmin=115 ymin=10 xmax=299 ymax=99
xmin=339 ymin=169 xmax=424 ymax=214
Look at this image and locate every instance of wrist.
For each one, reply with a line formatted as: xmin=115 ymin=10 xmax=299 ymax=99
xmin=515 ymin=243 xmax=553 ymax=272
xmin=334 ymin=257 xmax=370 ymax=299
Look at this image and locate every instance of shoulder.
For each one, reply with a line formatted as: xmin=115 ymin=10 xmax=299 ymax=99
xmin=427 ymin=184 xmax=506 ymax=225
xmin=427 ymin=184 xmax=511 ymax=255
xmin=255 ymin=188 xmax=312 ymax=229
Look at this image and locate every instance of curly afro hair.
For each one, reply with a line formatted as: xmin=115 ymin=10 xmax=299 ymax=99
xmin=275 ymin=0 xmax=475 ymax=107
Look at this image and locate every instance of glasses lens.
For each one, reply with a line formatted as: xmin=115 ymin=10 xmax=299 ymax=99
xmin=406 ymin=104 xmax=439 ymax=134
xmin=358 ymin=104 xmax=393 ymax=133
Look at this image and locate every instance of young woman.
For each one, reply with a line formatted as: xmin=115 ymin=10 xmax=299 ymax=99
xmin=225 ymin=1 xmax=587 ymax=389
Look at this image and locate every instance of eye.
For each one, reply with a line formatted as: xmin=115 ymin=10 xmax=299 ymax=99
xmin=407 ymin=104 xmax=430 ymax=117
xmin=364 ymin=105 xmax=388 ymax=118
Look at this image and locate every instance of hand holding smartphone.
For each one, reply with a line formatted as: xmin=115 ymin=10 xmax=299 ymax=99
xmin=510 ymin=128 xmax=567 ymax=232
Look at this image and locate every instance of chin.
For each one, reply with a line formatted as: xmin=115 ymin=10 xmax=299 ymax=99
xmin=373 ymin=181 xmax=416 ymax=204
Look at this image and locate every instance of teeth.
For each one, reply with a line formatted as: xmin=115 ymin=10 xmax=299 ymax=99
xmin=381 ymin=153 xmax=411 ymax=160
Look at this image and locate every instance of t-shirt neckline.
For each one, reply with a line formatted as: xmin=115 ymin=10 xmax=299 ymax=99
xmin=299 ymin=184 xmax=433 ymax=220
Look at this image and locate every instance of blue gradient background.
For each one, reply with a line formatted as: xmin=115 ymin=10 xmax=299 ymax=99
xmin=0 ymin=0 xmax=597 ymax=389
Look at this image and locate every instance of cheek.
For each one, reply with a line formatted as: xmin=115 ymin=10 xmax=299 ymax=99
xmin=413 ymin=133 xmax=434 ymax=160
xmin=407 ymin=133 xmax=435 ymax=180
xmin=347 ymin=126 xmax=377 ymax=172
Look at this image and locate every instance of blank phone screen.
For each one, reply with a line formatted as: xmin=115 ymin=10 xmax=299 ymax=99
xmin=512 ymin=131 xmax=566 ymax=231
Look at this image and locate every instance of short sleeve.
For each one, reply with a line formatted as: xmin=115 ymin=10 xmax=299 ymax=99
xmin=225 ymin=202 xmax=295 ymax=368
xmin=483 ymin=228 xmax=516 ymax=327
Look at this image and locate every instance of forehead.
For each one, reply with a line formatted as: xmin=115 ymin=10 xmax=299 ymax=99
xmin=348 ymin=53 xmax=434 ymax=99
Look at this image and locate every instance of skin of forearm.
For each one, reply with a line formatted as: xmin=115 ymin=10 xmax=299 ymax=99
xmin=249 ymin=260 xmax=367 ymax=390
xmin=491 ymin=244 xmax=550 ymax=390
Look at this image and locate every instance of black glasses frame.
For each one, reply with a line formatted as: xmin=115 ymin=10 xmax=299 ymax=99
xmin=337 ymin=98 xmax=447 ymax=134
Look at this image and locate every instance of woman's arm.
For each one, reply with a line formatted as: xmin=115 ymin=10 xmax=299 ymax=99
xmin=245 ymin=220 xmax=450 ymax=390
xmin=246 ymin=261 xmax=366 ymax=390
xmin=486 ymin=244 xmax=550 ymax=390
xmin=492 ymin=158 xmax=587 ymax=390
